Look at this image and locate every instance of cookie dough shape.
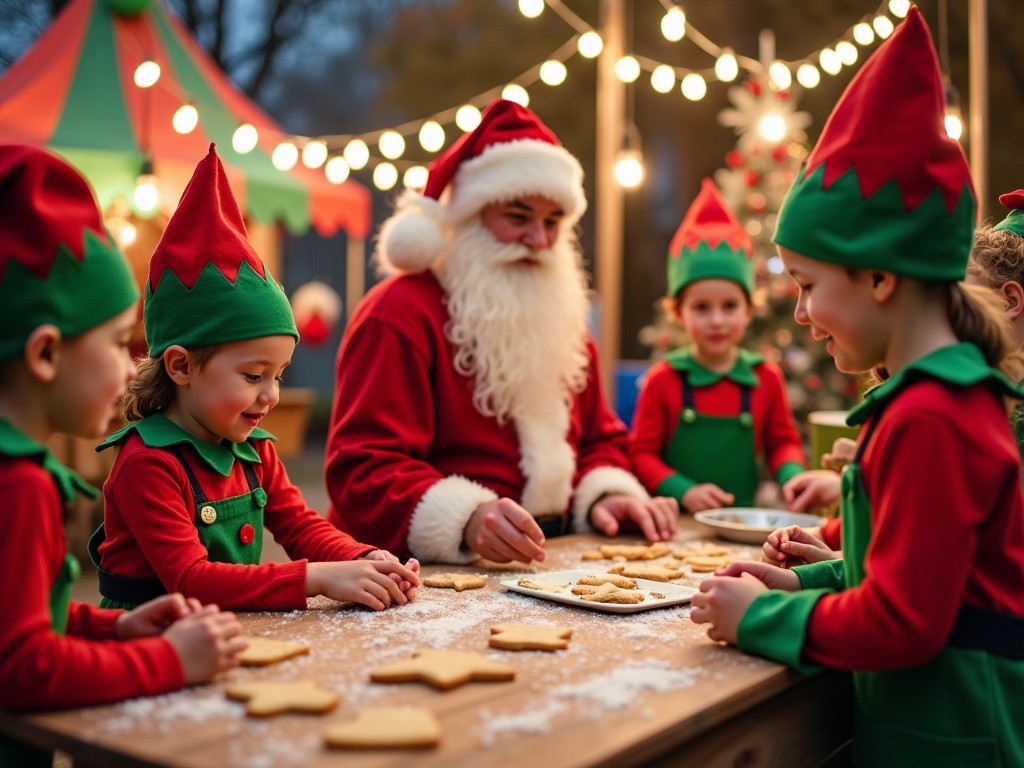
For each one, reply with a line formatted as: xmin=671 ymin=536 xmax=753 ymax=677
xmin=238 ymin=636 xmax=310 ymax=667
xmin=516 ymin=577 xmax=567 ymax=593
xmin=489 ymin=623 xmax=572 ymax=651
xmin=324 ymin=706 xmax=441 ymax=749
xmin=423 ymin=572 xmax=487 ymax=591
xmin=370 ymin=648 xmax=515 ymax=690
xmin=686 ymin=555 xmax=730 ymax=573
xmin=608 ymin=563 xmax=683 ymax=582
xmin=576 ymin=573 xmax=637 ymax=589
xmin=572 ymin=582 xmax=645 ymax=604
xmin=598 ymin=543 xmax=672 ymax=560
xmin=226 ymin=680 xmax=339 ymax=717
xmin=675 ymin=543 xmax=730 ymax=559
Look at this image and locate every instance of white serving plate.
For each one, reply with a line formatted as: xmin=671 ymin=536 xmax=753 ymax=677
xmin=693 ymin=508 xmax=826 ymax=545
xmin=500 ymin=570 xmax=696 ymax=614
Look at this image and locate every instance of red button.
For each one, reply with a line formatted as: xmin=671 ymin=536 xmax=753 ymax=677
xmin=239 ymin=523 xmax=255 ymax=545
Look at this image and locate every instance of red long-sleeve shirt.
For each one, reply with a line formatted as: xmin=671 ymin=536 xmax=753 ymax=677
xmin=100 ymin=434 xmax=374 ymax=610
xmin=629 ymin=357 xmax=806 ymax=495
xmin=0 ymin=456 xmax=182 ymax=709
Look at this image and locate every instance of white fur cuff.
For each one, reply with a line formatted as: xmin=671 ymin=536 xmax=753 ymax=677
xmin=407 ymin=475 xmax=498 ymax=564
xmin=571 ymin=466 xmax=651 ymax=534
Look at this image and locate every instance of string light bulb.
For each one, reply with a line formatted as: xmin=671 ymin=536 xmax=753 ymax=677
xmin=539 ymin=60 xmax=567 ymax=86
xmin=577 ymin=31 xmax=603 ymax=59
xmin=301 ymin=140 xmax=328 ymax=169
xmin=768 ymin=61 xmax=792 ymax=90
xmin=660 ymin=7 xmax=686 ymax=42
xmin=614 ymin=125 xmax=644 ymax=189
xmin=502 ymin=84 xmax=529 ymax=106
xmin=343 ymin=139 xmax=369 ymax=170
xmin=944 ymin=80 xmax=964 ymax=142
xmin=271 ymin=141 xmax=298 ymax=171
xmin=796 ymin=63 xmax=821 ymax=88
xmin=518 ymin=0 xmax=544 ymax=18
xmin=418 ymin=121 xmax=446 ymax=152
xmin=650 ymin=65 xmax=675 ymax=94
xmin=232 ymin=123 xmax=258 ymax=154
xmin=819 ymin=48 xmax=842 ymax=76
xmin=133 ymin=156 xmax=159 ymax=214
xmin=758 ymin=113 xmax=787 ymax=143
xmin=873 ymin=16 xmax=894 ymax=39
xmin=403 ymin=165 xmax=429 ymax=190
xmin=455 ymin=105 xmax=482 ymax=132
xmin=133 ymin=59 xmax=160 ymax=88
xmin=373 ymin=162 xmax=398 ymax=191
xmin=888 ymin=0 xmax=910 ymax=18
xmin=715 ymin=49 xmax=739 ymax=82
xmin=853 ymin=22 xmax=875 ymax=46
xmin=378 ymin=130 xmax=406 ymax=160
xmin=680 ymin=73 xmax=707 ymax=101
xmin=614 ymin=56 xmax=640 ymax=83
xmin=835 ymin=41 xmax=858 ymax=66
xmin=324 ymin=156 xmax=350 ymax=184
xmin=172 ymin=103 xmax=198 ymax=134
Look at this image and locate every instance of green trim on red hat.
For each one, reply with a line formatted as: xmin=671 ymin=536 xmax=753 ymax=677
xmin=145 ymin=260 xmax=297 ymax=357
xmin=1 ymin=228 xmax=138 ymax=361
xmin=668 ymin=242 xmax=755 ymax=298
xmin=775 ymin=164 xmax=974 ymax=281
xmin=993 ymin=190 xmax=1024 ymax=238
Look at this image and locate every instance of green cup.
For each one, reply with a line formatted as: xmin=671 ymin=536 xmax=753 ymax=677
xmin=808 ymin=410 xmax=860 ymax=470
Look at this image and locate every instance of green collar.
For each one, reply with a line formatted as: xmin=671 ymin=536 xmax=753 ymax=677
xmin=97 ymin=412 xmax=272 ymax=477
xmin=848 ymin=343 xmax=1024 ymax=425
xmin=664 ymin=347 xmax=763 ymax=387
xmin=0 ymin=419 xmax=97 ymax=501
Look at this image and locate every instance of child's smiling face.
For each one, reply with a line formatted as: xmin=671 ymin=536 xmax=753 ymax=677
xmin=171 ymin=335 xmax=295 ymax=444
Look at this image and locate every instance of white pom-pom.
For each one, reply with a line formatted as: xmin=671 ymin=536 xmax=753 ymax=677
xmin=376 ymin=194 xmax=446 ymax=275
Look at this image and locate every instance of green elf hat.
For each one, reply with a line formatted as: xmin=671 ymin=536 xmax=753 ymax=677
xmin=145 ymin=144 xmax=298 ymax=357
xmin=993 ymin=190 xmax=1024 ymax=237
xmin=773 ymin=7 xmax=975 ymax=281
xmin=0 ymin=145 xmax=138 ymax=362
xmin=667 ymin=177 xmax=754 ymax=298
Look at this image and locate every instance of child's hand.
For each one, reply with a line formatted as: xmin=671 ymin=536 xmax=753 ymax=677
xmin=713 ymin=559 xmax=802 ymax=590
xmin=782 ymin=470 xmax=840 ymax=513
xmin=307 ymin=560 xmax=420 ymax=610
xmin=762 ymin=524 xmax=836 ymax=568
xmin=682 ymin=484 xmax=734 ymax=513
xmin=116 ymin=593 xmax=204 ymax=640
xmin=163 ymin=604 xmax=246 ymax=685
xmin=362 ymin=551 xmax=421 ymax=599
xmin=821 ymin=437 xmax=857 ymax=471
xmin=690 ymin=573 xmax=767 ymax=644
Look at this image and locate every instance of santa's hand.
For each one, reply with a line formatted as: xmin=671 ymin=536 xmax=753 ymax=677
xmin=464 ymin=498 xmax=546 ymax=564
xmin=590 ymin=494 xmax=678 ymax=542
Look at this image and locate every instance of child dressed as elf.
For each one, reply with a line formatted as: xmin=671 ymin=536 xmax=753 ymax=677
xmin=629 ymin=178 xmax=807 ymax=513
xmin=92 ymin=145 xmax=419 ymax=612
xmin=0 ymin=145 xmax=244 ymax=767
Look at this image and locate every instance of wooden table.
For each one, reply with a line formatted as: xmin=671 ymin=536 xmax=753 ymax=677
xmin=1 ymin=524 xmax=852 ymax=767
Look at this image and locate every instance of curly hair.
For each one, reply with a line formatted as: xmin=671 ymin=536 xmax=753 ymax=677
xmin=967 ymin=225 xmax=1024 ymax=293
xmin=120 ymin=345 xmax=220 ymax=422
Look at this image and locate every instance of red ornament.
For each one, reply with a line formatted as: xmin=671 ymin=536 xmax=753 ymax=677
xmin=291 ymin=280 xmax=342 ymax=347
xmin=747 ymin=192 xmax=767 ymax=213
xmin=746 ymin=78 xmax=762 ymax=96
xmin=775 ymin=90 xmax=790 ymax=102
xmin=744 ymin=169 xmax=760 ymax=187
xmin=725 ymin=150 xmax=745 ymax=168
xmin=297 ymin=313 xmax=332 ymax=346
xmin=771 ymin=145 xmax=788 ymax=162
xmin=803 ymin=373 xmax=822 ymax=392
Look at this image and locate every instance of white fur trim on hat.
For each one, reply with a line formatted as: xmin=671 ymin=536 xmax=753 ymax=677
xmin=447 ymin=139 xmax=586 ymax=226
xmin=376 ymin=190 xmax=448 ymax=275
xmin=571 ymin=466 xmax=650 ymax=534
xmin=407 ymin=475 xmax=498 ymax=564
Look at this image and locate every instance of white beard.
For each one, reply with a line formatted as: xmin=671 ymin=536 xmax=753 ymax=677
xmin=433 ymin=218 xmax=591 ymax=513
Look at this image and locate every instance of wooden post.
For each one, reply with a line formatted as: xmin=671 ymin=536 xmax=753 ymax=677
xmin=968 ymin=0 xmax=988 ymax=219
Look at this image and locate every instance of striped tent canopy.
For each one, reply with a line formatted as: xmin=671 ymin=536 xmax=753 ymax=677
xmin=0 ymin=0 xmax=370 ymax=238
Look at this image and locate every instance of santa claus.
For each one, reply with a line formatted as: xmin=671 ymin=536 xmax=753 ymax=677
xmin=325 ymin=99 xmax=678 ymax=564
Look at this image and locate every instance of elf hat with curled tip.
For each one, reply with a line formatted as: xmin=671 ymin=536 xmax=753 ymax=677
xmin=144 ymin=144 xmax=298 ymax=358
xmin=377 ymin=98 xmax=586 ymax=274
xmin=993 ymin=190 xmax=1024 ymax=237
xmin=773 ymin=6 xmax=975 ymax=281
xmin=0 ymin=144 xmax=139 ymax=362
xmin=667 ymin=177 xmax=755 ymax=299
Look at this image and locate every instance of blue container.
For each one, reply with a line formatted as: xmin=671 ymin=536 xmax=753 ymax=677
xmin=613 ymin=360 xmax=651 ymax=428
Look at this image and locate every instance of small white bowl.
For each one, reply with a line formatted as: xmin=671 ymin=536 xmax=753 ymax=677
xmin=693 ymin=508 xmax=827 ymax=545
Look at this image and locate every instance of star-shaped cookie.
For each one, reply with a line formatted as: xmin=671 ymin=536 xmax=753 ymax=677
xmin=324 ymin=706 xmax=441 ymax=749
xmin=370 ymin=648 xmax=515 ymax=690
xmin=238 ymin=636 xmax=310 ymax=666
xmin=489 ymin=623 xmax=572 ymax=651
xmin=225 ymin=680 xmax=340 ymax=716
xmin=608 ymin=562 xmax=683 ymax=582
xmin=423 ymin=572 xmax=487 ymax=591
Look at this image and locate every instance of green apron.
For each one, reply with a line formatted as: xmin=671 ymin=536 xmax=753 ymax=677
xmin=91 ymin=444 xmax=267 ymax=610
xmin=663 ymin=369 xmax=758 ymax=506
xmin=841 ymin=415 xmax=1024 ymax=768
xmin=0 ymin=420 xmax=94 ymax=768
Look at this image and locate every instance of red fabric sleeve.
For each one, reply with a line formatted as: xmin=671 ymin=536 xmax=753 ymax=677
xmin=628 ymin=362 xmax=681 ymax=494
xmin=819 ymin=515 xmax=843 ymax=550
xmin=757 ymin=363 xmax=807 ymax=475
xmin=65 ymin=601 xmax=122 ymax=638
xmin=0 ymin=461 xmax=182 ymax=710
xmin=803 ymin=382 xmax=1024 ymax=670
xmin=256 ymin=441 xmax=375 ymax=561
xmin=104 ymin=448 xmax=309 ymax=611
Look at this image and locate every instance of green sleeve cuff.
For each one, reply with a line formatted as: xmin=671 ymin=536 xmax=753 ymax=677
xmin=737 ymin=588 xmax=832 ymax=674
xmin=775 ymin=460 xmax=805 ymax=486
xmin=656 ymin=473 xmax=695 ymax=501
xmin=793 ymin=559 xmax=845 ymax=590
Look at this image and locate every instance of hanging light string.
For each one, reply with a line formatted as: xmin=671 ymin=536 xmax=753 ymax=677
xmin=134 ymin=0 xmax=913 ymax=192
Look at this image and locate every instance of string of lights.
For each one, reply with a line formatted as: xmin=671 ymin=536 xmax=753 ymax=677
xmin=133 ymin=0 xmax=916 ymax=194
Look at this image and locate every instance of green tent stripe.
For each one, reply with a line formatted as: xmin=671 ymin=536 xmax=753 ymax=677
xmin=49 ymin=146 xmax=139 ymax=212
xmin=152 ymin=9 xmax=308 ymax=229
xmin=50 ymin=1 xmax=139 ymax=153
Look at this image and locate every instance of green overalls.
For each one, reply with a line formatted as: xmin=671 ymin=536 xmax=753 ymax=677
xmin=656 ymin=348 xmax=801 ymax=507
xmin=90 ymin=413 xmax=270 ymax=610
xmin=0 ymin=421 xmax=95 ymax=768
xmin=737 ymin=345 xmax=1024 ymax=767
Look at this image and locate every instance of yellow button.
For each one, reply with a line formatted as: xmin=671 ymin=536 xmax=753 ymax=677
xmin=200 ymin=505 xmax=217 ymax=525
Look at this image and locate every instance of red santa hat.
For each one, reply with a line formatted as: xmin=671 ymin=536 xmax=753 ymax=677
xmin=378 ymin=99 xmax=586 ymax=274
